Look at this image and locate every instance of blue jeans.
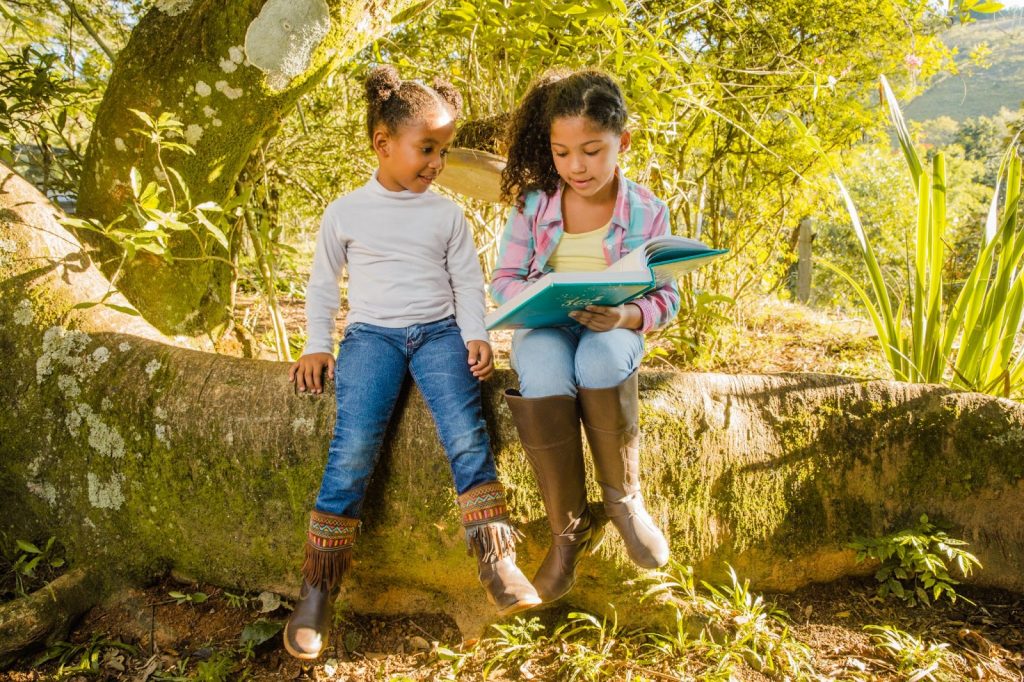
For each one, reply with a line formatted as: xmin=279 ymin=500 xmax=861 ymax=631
xmin=315 ymin=316 xmax=498 ymax=518
xmin=510 ymin=324 xmax=644 ymax=398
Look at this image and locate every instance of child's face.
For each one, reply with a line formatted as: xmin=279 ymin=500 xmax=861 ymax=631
xmin=373 ymin=107 xmax=456 ymax=193
xmin=549 ymin=116 xmax=630 ymax=200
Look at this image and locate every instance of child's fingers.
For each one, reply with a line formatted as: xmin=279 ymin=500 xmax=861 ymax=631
xmin=326 ymin=356 xmax=336 ymax=380
xmin=288 ymin=363 xmax=298 ymax=383
xmin=312 ymin=366 xmax=323 ymax=394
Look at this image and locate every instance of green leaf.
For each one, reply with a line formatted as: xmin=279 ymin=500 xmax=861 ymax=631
xmin=138 ymin=182 xmax=161 ymax=209
xmin=16 ymin=540 xmax=40 ymax=554
xmin=130 ymin=108 xmax=155 ymax=128
xmin=103 ymin=303 xmax=141 ymax=316
xmin=194 ymin=213 xmax=229 ymax=250
xmin=240 ymin=619 xmax=283 ymax=646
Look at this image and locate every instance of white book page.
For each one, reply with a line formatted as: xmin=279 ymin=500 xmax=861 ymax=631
xmin=605 ymin=246 xmax=650 ymax=273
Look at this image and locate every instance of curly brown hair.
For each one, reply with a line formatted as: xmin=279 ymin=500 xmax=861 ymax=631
xmin=364 ymin=65 xmax=463 ymax=142
xmin=500 ymin=69 xmax=628 ymax=207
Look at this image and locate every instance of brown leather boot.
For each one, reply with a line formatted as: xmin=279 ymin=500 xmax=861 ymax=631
xmin=459 ymin=481 xmax=542 ymax=616
xmin=283 ymin=511 xmax=359 ymax=660
xmin=578 ymin=372 xmax=669 ymax=569
xmin=504 ymin=391 xmax=603 ymax=602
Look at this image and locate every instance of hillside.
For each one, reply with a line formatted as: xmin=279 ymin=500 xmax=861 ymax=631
xmin=906 ymin=10 xmax=1024 ymax=122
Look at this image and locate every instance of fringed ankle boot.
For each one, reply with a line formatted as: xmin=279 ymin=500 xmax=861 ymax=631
xmin=283 ymin=510 xmax=359 ymax=660
xmin=579 ymin=372 xmax=670 ymax=569
xmin=504 ymin=390 xmax=603 ymax=602
xmin=459 ymin=481 xmax=542 ymax=616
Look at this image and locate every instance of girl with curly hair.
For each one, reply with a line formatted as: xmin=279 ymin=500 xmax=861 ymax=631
xmin=492 ymin=69 xmax=677 ymax=603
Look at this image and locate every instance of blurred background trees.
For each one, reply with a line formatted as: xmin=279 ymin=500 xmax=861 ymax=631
xmin=3 ymin=0 xmax=1022 ymax=388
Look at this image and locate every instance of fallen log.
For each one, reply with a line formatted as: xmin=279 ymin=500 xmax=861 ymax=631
xmin=0 ymin=568 xmax=102 ymax=663
xmin=2 ymin=165 xmax=1022 ymax=636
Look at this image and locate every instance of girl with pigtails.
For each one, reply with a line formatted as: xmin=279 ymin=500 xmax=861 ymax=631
xmin=283 ymin=65 xmax=540 ymax=660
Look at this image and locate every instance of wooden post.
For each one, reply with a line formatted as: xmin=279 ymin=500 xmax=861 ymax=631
xmin=796 ymin=217 xmax=813 ymax=303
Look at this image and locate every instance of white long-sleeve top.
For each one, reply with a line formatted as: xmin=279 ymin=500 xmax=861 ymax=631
xmin=302 ymin=173 xmax=489 ymax=356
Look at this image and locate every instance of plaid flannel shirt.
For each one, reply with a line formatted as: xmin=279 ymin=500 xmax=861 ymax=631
xmin=490 ymin=169 xmax=680 ymax=332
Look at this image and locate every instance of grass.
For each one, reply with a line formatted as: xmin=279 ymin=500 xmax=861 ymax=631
xmin=646 ymin=296 xmax=889 ymax=377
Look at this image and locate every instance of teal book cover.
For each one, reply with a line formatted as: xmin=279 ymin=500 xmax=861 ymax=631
xmin=486 ymin=275 xmax=653 ymax=330
xmin=486 ymin=236 xmax=728 ymax=330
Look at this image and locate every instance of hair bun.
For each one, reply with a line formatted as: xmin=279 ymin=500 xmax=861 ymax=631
xmin=430 ymin=77 xmax=464 ymax=119
xmin=365 ymin=65 xmax=401 ymax=105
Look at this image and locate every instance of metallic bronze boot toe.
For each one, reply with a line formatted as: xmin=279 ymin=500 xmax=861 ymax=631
xmin=479 ymin=555 xmax=544 ymax=616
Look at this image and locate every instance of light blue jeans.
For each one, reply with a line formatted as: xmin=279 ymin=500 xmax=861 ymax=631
xmin=510 ymin=324 xmax=644 ymax=398
xmin=315 ymin=316 xmax=497 ymax=518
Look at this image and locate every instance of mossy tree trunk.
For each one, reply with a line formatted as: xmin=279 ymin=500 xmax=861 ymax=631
xmin=4 ymin=167 xmax=1024 ymax=636
xmin=76 ymin=0 xmax=424 ymax=337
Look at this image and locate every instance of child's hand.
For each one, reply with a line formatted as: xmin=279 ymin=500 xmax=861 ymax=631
xmin=467 ymin=340 xmax=494 ymax=381
xmin=570 ymin=303 xmax=643 ymax=332
xmin=289 ymin=352 xmax=335 ymax=394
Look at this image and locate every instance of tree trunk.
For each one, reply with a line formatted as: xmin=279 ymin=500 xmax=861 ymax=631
xmin=3 ymin=167 xmax=1023 ymax=636
xmin=75 ymin=0 xmax=423 ymax=336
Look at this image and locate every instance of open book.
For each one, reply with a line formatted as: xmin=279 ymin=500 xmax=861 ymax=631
xmin=486 ymin=235 xmax=727 ymax=330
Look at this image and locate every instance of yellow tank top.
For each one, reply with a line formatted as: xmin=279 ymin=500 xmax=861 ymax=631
xmin=549 ymin=224 xmax=609 ymax=273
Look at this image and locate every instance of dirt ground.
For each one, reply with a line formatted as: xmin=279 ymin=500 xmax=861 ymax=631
xmin=2 ymin=574 xmax=1022 ymax=681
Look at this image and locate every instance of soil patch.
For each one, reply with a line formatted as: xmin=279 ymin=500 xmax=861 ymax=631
xmin=2 ymin=576 xmax=1021 ymax=680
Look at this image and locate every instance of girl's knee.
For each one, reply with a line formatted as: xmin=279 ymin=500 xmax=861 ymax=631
xmin=575 ymin=361 xmax=633 ymax=389
xmin=575 ymin=330 xmax=642 ymax=389
xmin=512 ymin=328 xmax=577 ymax=398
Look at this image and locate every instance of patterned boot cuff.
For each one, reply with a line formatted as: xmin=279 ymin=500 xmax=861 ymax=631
xmin=458 ymin=481 xmax=512 ymax=526
xmin=302 ymin=511 xmax=359 ymax=590
xmin=458 ymin=482 xmax=523 ymax=562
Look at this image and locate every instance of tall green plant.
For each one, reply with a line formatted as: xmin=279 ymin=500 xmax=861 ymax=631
xmin=824 ymin=75 xmax=1024 ymax=398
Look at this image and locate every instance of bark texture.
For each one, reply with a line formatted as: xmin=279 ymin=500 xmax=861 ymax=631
xmin=3 ymin=166 xmax=1023 ymax=636
xmin=76 ymin=0 xmax=423 ymax=336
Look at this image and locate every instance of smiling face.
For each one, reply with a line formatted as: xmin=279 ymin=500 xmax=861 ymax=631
xmin=373 ymin=106 xmax=456 ymax=193
xmin=549 ymin=115 xmax=630 ymax=202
